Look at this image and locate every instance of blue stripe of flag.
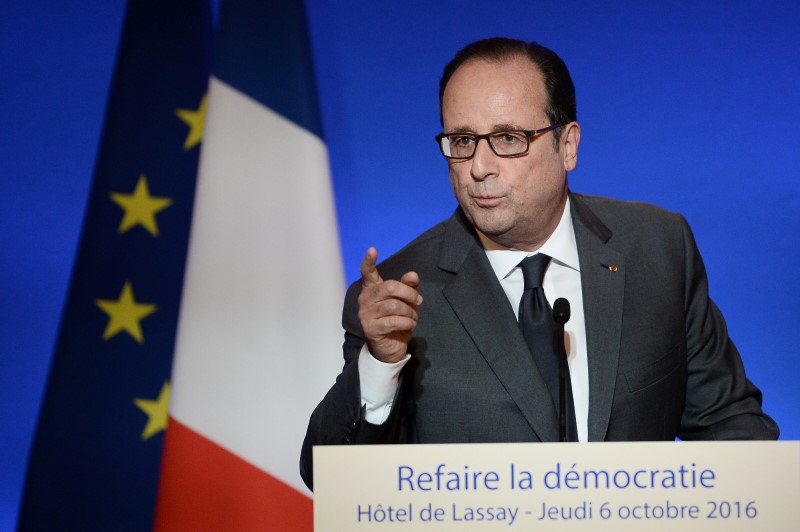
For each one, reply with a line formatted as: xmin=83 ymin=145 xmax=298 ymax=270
xmin=213 ymin=0 xmax=324 ymax=139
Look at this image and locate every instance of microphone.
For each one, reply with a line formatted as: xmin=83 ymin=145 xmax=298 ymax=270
xmin=552 ymin=298 xmax=571 ymax=442
xmin=553 ymin=298 xmax=570 ymax=326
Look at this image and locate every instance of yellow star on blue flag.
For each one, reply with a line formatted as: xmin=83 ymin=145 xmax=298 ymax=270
xmin=95 ymin=281 xmax=157 ymax=343
xmin=134 ymin=382 xmax=170 ymax=440
xmin=176 ymin=93 xmax=207 ymax=150
xmin=110 ymin=175 xmax=173 ymax=236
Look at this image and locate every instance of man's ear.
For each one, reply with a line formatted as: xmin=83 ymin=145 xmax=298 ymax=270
xmin=561 ymin=121 xmax=581 ymax=172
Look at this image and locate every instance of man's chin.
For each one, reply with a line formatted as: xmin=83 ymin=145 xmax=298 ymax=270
xmin=471 ymin=221 xmax=516 ymax=250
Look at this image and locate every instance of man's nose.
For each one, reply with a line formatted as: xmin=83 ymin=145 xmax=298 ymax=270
xmin=469 ymin=137 xmax=498 ymax=181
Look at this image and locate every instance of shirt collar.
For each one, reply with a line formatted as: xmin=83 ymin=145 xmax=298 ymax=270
xmin=484 ymin=197 xmax=580 ymax=280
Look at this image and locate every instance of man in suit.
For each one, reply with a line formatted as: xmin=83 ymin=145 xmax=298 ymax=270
xmin=300 ymin=38 xmax=778 ymax=490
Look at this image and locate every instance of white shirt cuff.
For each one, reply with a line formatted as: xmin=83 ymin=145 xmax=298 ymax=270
xmin=358 ymin=344 xmax=411 ymax=424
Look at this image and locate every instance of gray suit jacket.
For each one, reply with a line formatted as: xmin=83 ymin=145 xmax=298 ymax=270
xmin=300 ymin=192 xmax=778 ymax=490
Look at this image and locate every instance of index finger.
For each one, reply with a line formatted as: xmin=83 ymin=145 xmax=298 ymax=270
xmin=360 ymin=247 xmax=383 ymax=287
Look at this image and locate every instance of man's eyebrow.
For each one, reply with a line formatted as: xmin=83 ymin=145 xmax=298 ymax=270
xmin=491 ymin=123 xmax=525 ymax=132
xmin=445 ymin=123 xmax=526 ymax=134
xmin=445 ymin=126 xmax=476 ymax=134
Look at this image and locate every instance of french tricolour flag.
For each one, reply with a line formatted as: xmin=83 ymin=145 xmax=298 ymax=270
xmin=154 ymin=1 xmax=344 ymax=529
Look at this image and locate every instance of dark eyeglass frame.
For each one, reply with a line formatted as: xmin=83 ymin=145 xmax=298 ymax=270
xmin=435 ymin=124 xmax=563 ymax=160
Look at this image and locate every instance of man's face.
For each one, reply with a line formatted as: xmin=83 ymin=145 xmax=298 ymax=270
xmin=441 ymin=56 xmax=579 ymax=251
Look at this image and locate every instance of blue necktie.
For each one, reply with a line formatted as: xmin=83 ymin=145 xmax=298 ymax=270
xmin=518 ymin=253 xmax=578 ymax=441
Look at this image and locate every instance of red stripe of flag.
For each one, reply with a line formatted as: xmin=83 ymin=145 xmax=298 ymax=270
xmin=154 ymin=417 xmax=312 ymax=531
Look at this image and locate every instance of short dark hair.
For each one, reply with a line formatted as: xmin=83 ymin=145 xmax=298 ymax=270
xmin=439 ymin=38 xmax=576 ymax=146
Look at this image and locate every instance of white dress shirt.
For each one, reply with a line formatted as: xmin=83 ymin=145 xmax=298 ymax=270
xmin=359 ymin=198 xmax=589 ymax=442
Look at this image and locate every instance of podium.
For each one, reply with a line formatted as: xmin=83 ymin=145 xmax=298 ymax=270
xmin=314 ymin=441 xmax=799 ymax=530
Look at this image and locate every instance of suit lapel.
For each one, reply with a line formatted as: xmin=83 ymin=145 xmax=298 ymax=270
xmin=439 ymin=211 xmax=560 ymax=442
xmin=570 ymin=194 xmax=625 ymax=441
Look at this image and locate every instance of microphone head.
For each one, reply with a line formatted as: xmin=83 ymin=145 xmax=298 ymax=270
xmin=553 ymin=297 xmax=571 ymax=325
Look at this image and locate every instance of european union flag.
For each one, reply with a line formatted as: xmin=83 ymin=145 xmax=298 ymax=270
xmin=18 ymin=1 xmax=212 ymax=529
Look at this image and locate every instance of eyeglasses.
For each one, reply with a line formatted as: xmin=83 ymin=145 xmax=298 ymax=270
xmin=435 ymin=124 xmax=563 ymax=160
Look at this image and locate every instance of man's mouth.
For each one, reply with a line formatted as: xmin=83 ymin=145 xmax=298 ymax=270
xmin=471 ymin=195 xmax=503 ymax=208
